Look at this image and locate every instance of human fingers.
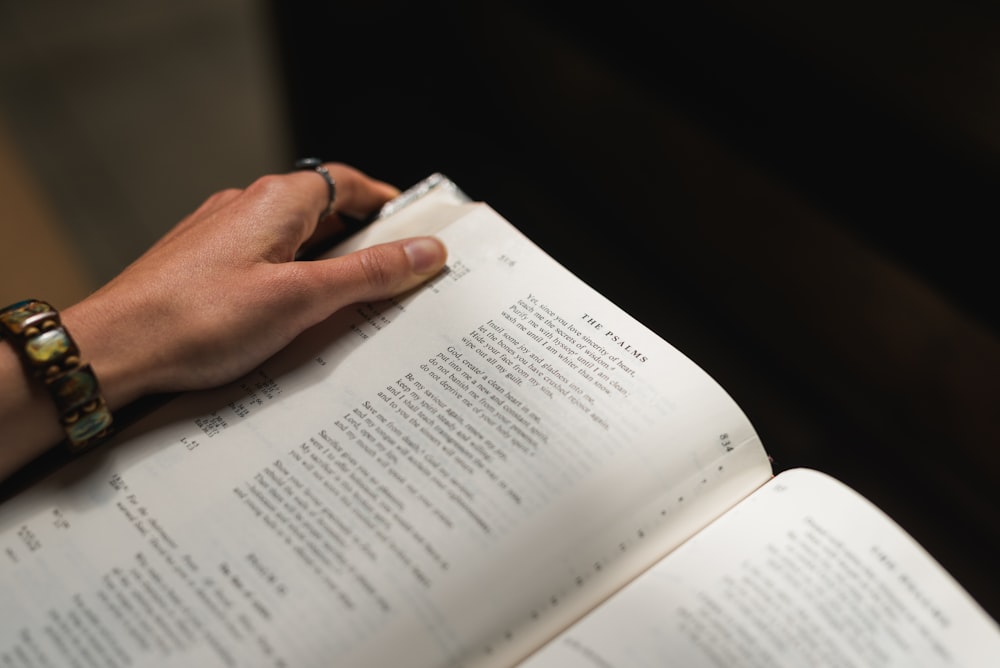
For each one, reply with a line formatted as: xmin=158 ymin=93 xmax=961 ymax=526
xmin=127 ymin=236 xmax=445 ymax=395
xmin=153 ymin=163 xmax=398 ymax=261
xmin=314 ymin=162 xmax=400 ymax=220
xmin=293 ymin=162 xmax=401 ymax=254
xmin=191 ymin=162 xmax=398 ymax=263
xmin=61 ymin=164 xmax=422 ymax=409
xmin=282 ymin=236 xmax=448 ymax=326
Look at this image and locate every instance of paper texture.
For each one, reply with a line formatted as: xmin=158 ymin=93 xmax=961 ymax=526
xmin=0 ymin=192 xmax=769 ymax=667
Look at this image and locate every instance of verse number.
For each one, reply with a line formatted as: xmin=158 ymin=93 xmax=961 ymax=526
xmin=109 ymin=473 xmax=128 ymax=491
xmin=51 ymin=508 xmax=70 ymax=530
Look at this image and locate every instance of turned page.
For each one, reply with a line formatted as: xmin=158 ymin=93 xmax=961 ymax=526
xmin=0 ymin=200 xmax=771 ymax=667
xmin=521 ymin=467 xmax=1000 ymax=668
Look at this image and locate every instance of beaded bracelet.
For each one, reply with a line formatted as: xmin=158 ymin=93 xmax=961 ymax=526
xmin=0 ymin=299 xmax=113 ymax=452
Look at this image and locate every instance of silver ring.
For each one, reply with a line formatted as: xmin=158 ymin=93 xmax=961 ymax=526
xmin=294 ymin=157 xmax=336 ymax=218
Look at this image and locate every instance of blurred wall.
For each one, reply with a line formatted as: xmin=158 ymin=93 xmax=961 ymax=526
xmin=0 ymin=0 xmax=291 ymax=306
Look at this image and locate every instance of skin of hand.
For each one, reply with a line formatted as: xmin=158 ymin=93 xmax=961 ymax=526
xmin=0 ymin=163 xmax=447 ymax=479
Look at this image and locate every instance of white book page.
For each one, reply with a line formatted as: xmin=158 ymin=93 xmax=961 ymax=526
xmin=0 ymin=203 xmax=771 ymax=667
xmin=520 ymin=467 xmax=1000 ymax=668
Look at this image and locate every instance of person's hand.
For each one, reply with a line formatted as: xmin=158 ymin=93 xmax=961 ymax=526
xmin=67 ymin=162 xmax=447 ymax=408
xmin=0 ymin=162 xmax=446 ymax=477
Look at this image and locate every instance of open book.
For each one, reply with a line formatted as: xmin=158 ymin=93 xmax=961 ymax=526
xmin=1 ymin=175 xmax=997 ymax=667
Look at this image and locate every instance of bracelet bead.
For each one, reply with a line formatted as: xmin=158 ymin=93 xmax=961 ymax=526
xmin=1 ymin=299 xmax=113 ymax=452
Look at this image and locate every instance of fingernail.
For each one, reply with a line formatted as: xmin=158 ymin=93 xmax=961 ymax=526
xmin=404 ymin=237 xmax=446 ymax=274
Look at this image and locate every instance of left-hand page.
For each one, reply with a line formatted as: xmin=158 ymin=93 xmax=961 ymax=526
xmin=0 ymin=184 xmax=769 ymax=667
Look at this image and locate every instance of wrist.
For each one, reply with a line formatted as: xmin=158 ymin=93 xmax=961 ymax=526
xmin=61 ymin=296 xmax=154 ymax=412
xmin=0 ymin=298 xmax=121 ymax=477
xmin=0 ymin=340 xmax=65 ymax=476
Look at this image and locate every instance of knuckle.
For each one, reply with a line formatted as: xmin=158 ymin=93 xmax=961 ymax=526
xmin=356 ymin=246 xmax=399 ymax=289
xmin=191 ymin=187 xmax=242 ymax=215
xmin=244 ymin=173 xmax=314 ymax=223
xmin=244 ymin=173 xmax=289 ymax=200
xmin=215 ymin=187 xmax=243 ymax=200
xmin=206 ymin=187 xmax=242 ymax=204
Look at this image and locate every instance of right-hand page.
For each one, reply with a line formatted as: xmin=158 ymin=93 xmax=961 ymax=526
xmin=322 ymin=200 xmax=776 ymax=663
xmin=520 ymin=467 xmax=1000 ymax=667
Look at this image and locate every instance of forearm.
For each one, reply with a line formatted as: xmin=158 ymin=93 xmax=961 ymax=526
xmin=0 ymin=341 xmax=66 ymax=479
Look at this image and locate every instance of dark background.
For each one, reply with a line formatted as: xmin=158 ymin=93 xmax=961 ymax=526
xmin=270 ymin=0 xmax=999 ymax=618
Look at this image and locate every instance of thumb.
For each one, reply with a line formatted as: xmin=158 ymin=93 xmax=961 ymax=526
xmin=306 ymin=236 xmax=448 ymax=308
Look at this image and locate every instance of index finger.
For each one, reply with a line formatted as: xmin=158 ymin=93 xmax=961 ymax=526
xmin=290 ymin=163 xmax=401 ymax=257
xmin=292 ymin=162 xmax=401 ymax=223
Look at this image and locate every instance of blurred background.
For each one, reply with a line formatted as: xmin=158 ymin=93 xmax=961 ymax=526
xmin=1 ymin=0 xmax=998 ymax=619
